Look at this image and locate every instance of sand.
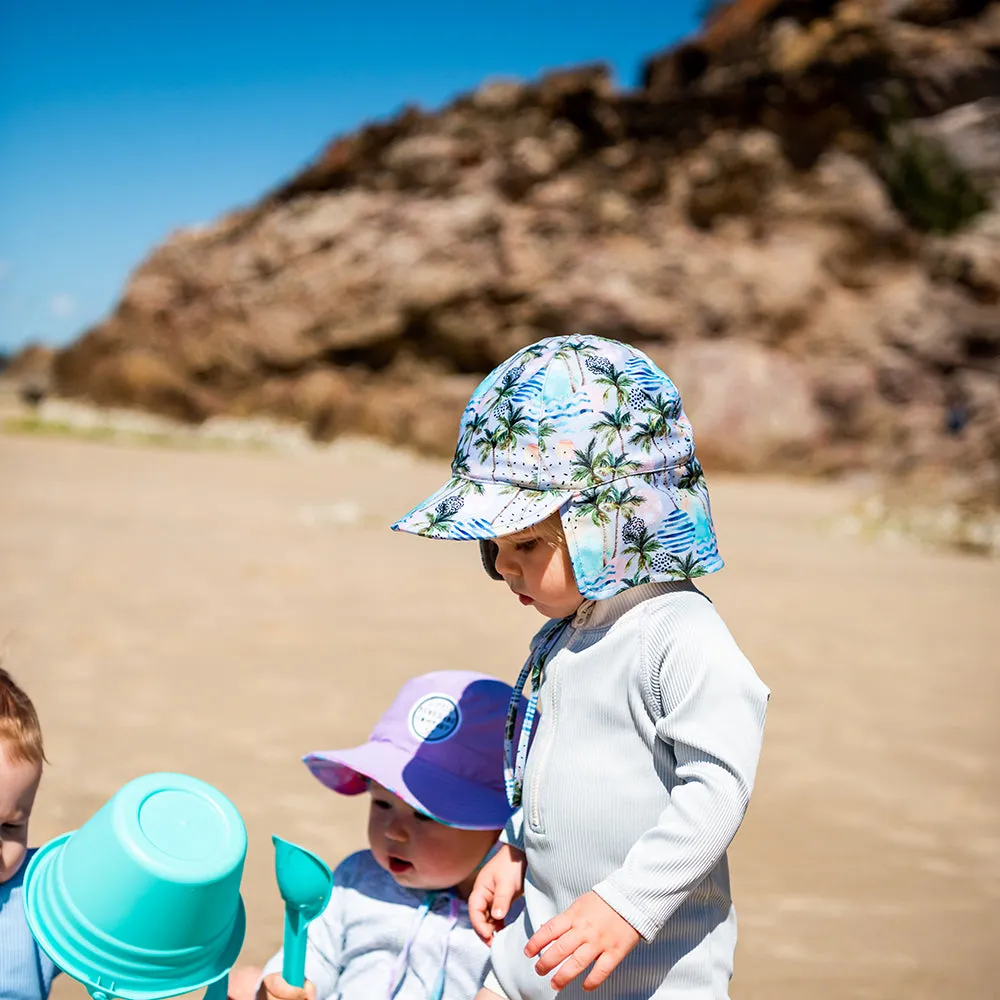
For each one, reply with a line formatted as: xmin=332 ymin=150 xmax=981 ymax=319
xmin=2 ymin=430 xmax=997 ymax=1000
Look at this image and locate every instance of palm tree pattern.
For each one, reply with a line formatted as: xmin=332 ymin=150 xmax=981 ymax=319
xmin=392 ymin=335 xmax=722 ymax=598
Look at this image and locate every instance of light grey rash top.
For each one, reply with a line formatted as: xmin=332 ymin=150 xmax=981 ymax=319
xmin=490 ymin=581 xmax=770 ymax=1000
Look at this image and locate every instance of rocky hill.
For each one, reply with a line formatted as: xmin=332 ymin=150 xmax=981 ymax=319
xmin=34 ymin=0 xmax=1000 ymax=516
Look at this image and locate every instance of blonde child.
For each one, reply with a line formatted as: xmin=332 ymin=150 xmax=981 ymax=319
xmin=0 ymin=668 xmax=59 ymax=1000
xmin=235 ymin=671 xmax=524 ymax=1000
xmin=392 ymin=335 xmax=769 ymax=999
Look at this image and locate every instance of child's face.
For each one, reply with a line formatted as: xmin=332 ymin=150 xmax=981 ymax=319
xmin=493 ymin=525 xmax=584 ymax=619
xmin=367 ymin=782 xmax=498 ymax=896
xmin=0 ymin=746 xmax=42 ymax=884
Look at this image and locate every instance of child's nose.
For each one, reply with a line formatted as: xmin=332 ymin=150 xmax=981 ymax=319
xmin=493 ymin=547 xmax=515 ymax=579
xmin=385 ymin=818 xmax=409 ymax=842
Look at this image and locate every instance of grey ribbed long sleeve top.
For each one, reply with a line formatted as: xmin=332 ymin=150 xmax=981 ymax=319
xmin=489 ymin=581 xmax=769 ymax=1000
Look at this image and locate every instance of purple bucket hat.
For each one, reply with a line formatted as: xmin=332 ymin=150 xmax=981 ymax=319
xmin=391 ymin=334 xmax=723 ymax=600
xmin=304 ymin=671 xmax=518 ymax=831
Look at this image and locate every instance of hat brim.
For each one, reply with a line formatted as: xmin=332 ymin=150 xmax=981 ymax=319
xmin=304 ymin=741 xmax=511 ymax=831
xmin=391 ymin=476 xmax=570 ymax=540
xmin=24 ymin=836 xmax=246 ymax=1000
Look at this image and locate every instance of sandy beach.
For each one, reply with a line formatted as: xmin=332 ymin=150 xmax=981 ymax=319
xmin=2 ymin=429 xmax=997 ymax=1000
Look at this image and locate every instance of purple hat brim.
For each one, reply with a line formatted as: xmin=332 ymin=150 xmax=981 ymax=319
xmin=303 ymin=741 xmax=512 ymax=831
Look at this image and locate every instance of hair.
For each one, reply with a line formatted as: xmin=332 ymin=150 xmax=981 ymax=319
xmin=0 ymin=667 xmax=46 ymax=766
xmin=503 ymin=511 xmax=567 ymax=548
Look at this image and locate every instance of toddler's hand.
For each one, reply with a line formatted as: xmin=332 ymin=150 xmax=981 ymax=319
xmin=468 ymin=843 xmax=526 ymax=944
xmin=525 ymin=891 xmax=640 ymax=992
xmin=256 ymin=973 xmax=316 ymax=1000
xmin=227 ymin=965 xmax=264 ymax=1000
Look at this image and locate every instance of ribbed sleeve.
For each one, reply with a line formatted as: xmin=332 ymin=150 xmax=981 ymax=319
xmin=500 ymin=807 xmax=525 ymax=851
xmin=593 ymin=597 xmax=768 ymax=940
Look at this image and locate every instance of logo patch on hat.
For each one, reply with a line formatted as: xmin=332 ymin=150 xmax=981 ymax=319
xmin=409 ymin=694 xmax=462 ymax=743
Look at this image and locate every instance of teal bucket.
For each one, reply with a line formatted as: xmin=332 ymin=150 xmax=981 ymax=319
xmin=24 ymin=772 xmax=247 ymax=1000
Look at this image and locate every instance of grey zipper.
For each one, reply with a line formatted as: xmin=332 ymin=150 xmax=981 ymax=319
xmin=527 ymin=629 xmax=575 ymax=834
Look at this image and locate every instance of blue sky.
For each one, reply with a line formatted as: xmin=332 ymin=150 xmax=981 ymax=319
xmin=0 ymin=1 xmax=702 ymax=354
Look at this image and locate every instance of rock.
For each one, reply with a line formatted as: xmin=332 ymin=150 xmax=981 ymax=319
xmin=382 ymin=135 xmax=474 ymax=192
xmin=648 ymin=341 xmax=829 ymax=471
xmin=43 ymin=0 xmax=1000 ymax=515
xmin=811 ymin=360 xmax=882 ymax=442
xmin=700 ymin=0 xmax=791 ymax=54
xmin=122 ymin=269 xmax=182 ymax=314
xmin=887 ymin=0 xmax=984 ymax=27
xmin=924 ymin=205 xmax=1000 ymax=302
xmin=887 ymin=19 xmax=1000 ymax=114
xmin=768 ymin=17 xmax=838 ymax=76
xmin=536 ymin=64 xmax=614 ymax=106
xmin=682 ymin=130 xmax=789 ymax=229
xmin=805 ymin=151 xmax=903 ymax=231
xmin=60 ymin=350 xmax=219 ymax=423
xmin=498 ymin=125 xmax=581 ymax=199
xmin=911 ymin=97 xmax=1000 ymax=179
xmin=4 ymin=344 xmax=55 ymax=407
xmin=5 ymin=343 xmax=54 ymax=381
xmin=595 ymin=191 xmax=637 ymax=230
xmin=354 ymin=374 xmax=480 ymax=455
xmin=472 ymin=78 xmax=528 ymax=113
xmin=528 ymin=175 xmax=589 ymax=211
xmin=237 ymin=369 xmax=362 ymax=441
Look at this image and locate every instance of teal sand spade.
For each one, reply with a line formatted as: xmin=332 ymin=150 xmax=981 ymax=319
xmin=273 ymin=835 xmax=334 ymax=988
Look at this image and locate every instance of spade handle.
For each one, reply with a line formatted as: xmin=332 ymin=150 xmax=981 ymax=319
xmin=281 ymin=909 xmax=308 ymax=988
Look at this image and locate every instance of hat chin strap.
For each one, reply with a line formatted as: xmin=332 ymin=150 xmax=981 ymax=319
xmin=386 ymin=894 xmax=460 ymax=1000
xmin=389 ymin=843 xmax=498 ymax=1000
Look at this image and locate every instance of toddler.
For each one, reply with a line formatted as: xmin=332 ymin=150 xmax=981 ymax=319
xmin=243 ymin=671 xmax=523 ymax=1000
xmin=0 ymin=668 xmax=59 ymax=1000
xmin=392 ymin=335 xmax=770 ymax=999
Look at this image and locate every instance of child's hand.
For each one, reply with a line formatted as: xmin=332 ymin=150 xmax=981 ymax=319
xmin=255 ymin=973 xmax=316 ymax=1000
xmin=227 ymin=965 xmax=264 ymax=1000
xmin=525 ymin=891 xmax=640 ymax=992
xmin=468 ymin=843 xmax=527 ymax=944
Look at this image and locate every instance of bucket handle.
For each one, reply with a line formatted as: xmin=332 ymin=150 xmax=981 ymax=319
xmin=89 ymin=974 xmax=230 ymax=1000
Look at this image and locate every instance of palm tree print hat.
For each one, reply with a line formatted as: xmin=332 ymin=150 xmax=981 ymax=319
xmin=391 ymin=334 xmax=723 ymax=600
